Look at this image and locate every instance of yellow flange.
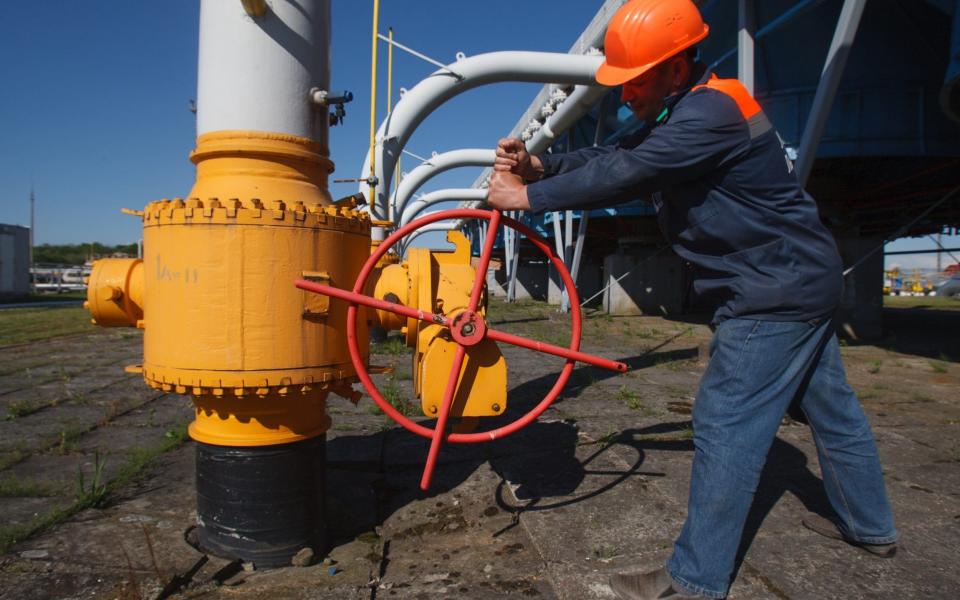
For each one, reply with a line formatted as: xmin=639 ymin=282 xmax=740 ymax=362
xmin=189 ymin=388 xmax=331 ymax=447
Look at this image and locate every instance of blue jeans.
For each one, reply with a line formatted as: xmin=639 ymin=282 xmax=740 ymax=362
xmin=665 ymin=317 xmax=897 ymax=598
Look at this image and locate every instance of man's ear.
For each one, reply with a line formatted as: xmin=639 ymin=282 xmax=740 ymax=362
xmin=671 ymin=56 xmax=690 ymax=89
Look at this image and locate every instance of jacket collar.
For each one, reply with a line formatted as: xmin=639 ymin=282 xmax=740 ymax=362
xmin=656 ymin=63 xmax=711 ymax=124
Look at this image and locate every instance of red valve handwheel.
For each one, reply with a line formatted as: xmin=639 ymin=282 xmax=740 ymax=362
xmin=295 ymin=208 xmax=627 ymax=491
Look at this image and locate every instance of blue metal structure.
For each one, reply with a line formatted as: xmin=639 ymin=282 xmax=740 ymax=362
xmin=480 ymin=0 xmax=960 ymax=257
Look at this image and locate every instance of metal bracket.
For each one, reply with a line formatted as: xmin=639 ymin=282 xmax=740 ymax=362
xmin=309 ymin=88 xmax=354 ymax=126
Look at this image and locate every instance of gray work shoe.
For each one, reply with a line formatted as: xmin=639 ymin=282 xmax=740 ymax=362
xmin=609 ymin=567 xmax=703 ymax=599
xmin=801 ymin=514 xmax=897 ymax=558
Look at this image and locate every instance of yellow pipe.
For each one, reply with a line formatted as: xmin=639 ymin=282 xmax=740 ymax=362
xmin=387 ymin=27 xmax=393 ymax=116
xmin=368 ymin=0 xmax=381 ymax=208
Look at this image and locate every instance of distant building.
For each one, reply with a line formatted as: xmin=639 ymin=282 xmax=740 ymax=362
xmin=0 ymin=224 xmax=31 ymax=299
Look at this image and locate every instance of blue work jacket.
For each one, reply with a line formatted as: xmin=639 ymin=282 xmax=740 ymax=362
xmin=527 ymin=69 xmax=843 ymax=324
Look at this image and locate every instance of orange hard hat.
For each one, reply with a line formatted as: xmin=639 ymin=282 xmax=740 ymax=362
xmin=596 ymin=0 xmax=710 ymax=86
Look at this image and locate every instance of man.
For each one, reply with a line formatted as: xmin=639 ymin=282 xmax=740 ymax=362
xmin=486 ymin=1 xmax=898 ymax=598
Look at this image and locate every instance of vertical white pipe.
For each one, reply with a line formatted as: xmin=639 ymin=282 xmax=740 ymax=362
xmin=197 ymin=0 xmax=331 ymax=145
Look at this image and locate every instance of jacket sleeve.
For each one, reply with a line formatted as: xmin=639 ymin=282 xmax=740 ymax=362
xmin=536 ymin=145 xmax=618 ymax=177
xmin=526 ymin=93 xmax=748 ymax=214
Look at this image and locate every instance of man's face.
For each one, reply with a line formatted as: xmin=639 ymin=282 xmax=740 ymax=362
xmin=620 ymin=61 xmax=675 ymax=123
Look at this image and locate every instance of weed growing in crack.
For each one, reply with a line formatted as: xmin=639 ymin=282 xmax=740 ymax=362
xmin=592 ymin=544 xmax=619 ymax=561
xmin=75 ymin=450 xmax=108 ymax=508
xmin=367 ymin=377 xmax=415 ymax=416
xmin=869 ymin=360 xmax=882 ymax=374
xmin=617 ymin=385 xmax=644 ymax=411
xmin=6 ymin=400 xmax=37 ymax=420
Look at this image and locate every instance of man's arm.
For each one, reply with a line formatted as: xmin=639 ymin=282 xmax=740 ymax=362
xmin=495 ymin=137 xmax=619 ymax=181
xmin=536 ymin=145 xmax=618 ymax=177
xmin=525 ymin=98 xmax=747 ymax=214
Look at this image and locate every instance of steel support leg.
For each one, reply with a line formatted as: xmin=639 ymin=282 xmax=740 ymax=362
xmin=796 ymin=0 xmax=868 ymax=186
xmin=561 ymin=212 xmax=589 ymax=313
xmin=738 ymin=0 xmax=756 ymax=95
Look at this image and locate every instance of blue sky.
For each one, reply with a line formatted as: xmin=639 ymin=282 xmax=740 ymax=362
xmin=0 ymin=1 xmax=954 ymax=270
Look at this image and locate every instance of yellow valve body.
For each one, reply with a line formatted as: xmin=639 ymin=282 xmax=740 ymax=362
xmin=84 ymin=131 xmax=373 ymax=447
xmin=373 ymin=231 xmax=507 ymax=421
xmin=141 ymin=197 xmax=370 ymax=394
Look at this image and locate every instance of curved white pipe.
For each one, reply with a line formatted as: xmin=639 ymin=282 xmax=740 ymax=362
xmin=391 ymin=149 xmax=494 ymax=221
xmin=401 ymin=188 xmax=488 ymax=228
xmin=358 ymin=51 xmax=604 ymax=219
xmin=525 ymin=84 xmax=608 ymax=154
xmin=438 ymin=82 xmax=610 ymax=234
xmin=402 ymin=222 xmax=464 ymax=249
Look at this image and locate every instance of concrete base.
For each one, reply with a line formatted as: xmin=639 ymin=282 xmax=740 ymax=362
xmin=492 ymin=263 xmax=549 ymax=301
xmin=547 ymin=262 xmax=603 ymax=307
xmin=836 ymin=236 xmax=884 ymax=341
xmin=602 ymin=250 xmax=684 ymax=316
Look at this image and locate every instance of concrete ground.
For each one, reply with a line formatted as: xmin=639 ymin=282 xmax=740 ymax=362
xmin=0 ymin=300 xmax=957 ymax=599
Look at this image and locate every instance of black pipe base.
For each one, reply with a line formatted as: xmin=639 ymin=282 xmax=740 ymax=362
xmin=195 ymin=436 xmax=325 ymax=568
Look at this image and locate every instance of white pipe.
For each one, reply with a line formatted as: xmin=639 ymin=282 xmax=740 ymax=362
xmin=400 ymin=188 xmax=488 ymax=228
xmin=357 ymin=51 xmax=604 ymax=219
xmin=197 ymin=0 xmax=330 ymax=144
xmin=392 ymin=149 xmax=494 ymax=221
xmin=402 ymin=221 xmax=466 ymax=248
xmin=524 ymin=84 xmax=607 ymax=154
xmin=431 ymin=83 xmax=609 ymax=236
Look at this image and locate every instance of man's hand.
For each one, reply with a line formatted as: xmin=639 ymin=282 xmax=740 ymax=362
xmin=486 ymin=170 xmax=530 ymax=211
xmin=495 ymin=138 xmax=544 ymax=182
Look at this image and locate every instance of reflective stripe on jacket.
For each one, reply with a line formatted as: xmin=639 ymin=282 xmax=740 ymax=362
xmin=527 ymin=69 xmax=843 ymax=324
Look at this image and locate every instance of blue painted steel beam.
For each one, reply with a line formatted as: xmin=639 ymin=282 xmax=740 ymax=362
xmin=707 ymin=0 xmax=830 ymax=71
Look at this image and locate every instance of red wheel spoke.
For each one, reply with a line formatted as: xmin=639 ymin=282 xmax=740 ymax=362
xmin=485 ymin=327 xmax=627 ymax=373
xmin=419 ymin=344 xmax=467 ymax=491
xmin=295 ymin=279 xmax=449 ymax=327
xmin=467 ymin=209 xmax=501 ymax=312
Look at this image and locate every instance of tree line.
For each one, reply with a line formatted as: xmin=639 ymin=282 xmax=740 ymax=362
xmin=33 ymin=243 xmax=138 ymax=266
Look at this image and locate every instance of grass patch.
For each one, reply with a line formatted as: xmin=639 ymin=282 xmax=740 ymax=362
xmin=868 ymin=360 xmax=882 ymax=374
xmin=370 ymin=335 xmax=407 ymax=356
xmin=617 ymin=385 xmax=644 ymax=411
xmin=884 ymin=295 xmax=960 ymax=311
xmin=6 ymin=399 xmax=40 ymax=420
xmin=0 ymin=475 xmax=60 ymax=498
xmin=0 ymin=448 xmax=27 ymax=471
xmin=636 ymin=425 xmax=694 ymax=443
xmin=0 ymin=306 xmax=92 ymax=346
xmin=0 ymin=422 xmax=190 ymax=555
xmin=367 ymin=377 xmax=415 ymax=416
xmin=591 ymin=544 xmax=619 ymax=561
xmin=929 ymin=360 xmax=948 ymax=374
xmin=581 ymin=428 xmax=619 ymax=449
xmin=0 ymin=291 xmax=87 ymax=304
